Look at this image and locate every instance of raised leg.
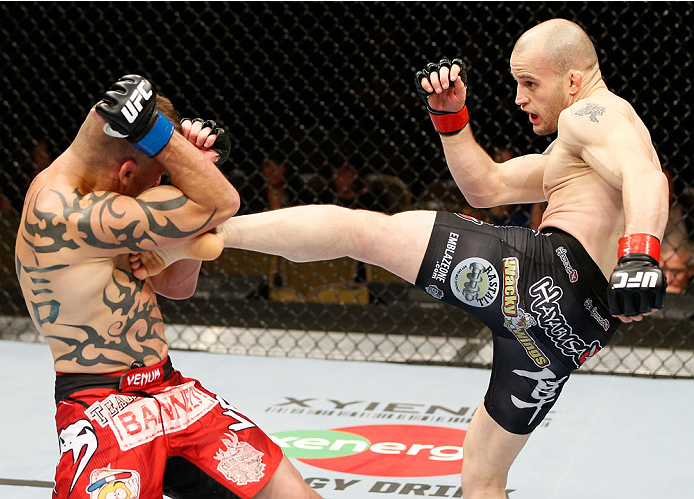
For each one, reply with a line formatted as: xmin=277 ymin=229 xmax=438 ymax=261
xmin=135 ymin=205 xmax=437 ymax=285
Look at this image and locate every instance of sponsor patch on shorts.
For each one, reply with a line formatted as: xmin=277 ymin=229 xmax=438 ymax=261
xmin=501 ymin=257 xmax=550 ymax=367
xmin=450 ymin=257 xmax=499 ymax=308
xmin=214 ymin=432 xmax=267 ymax=486
xmin=529 ymin=276 xmax=602 ymax=367
xmin=86 ymin=382 xmax=218 ymax=450
xmin=87 ymin=467 xmax=140 ymax=499
xmin=555 ymin=246 xmax=578 ymax=283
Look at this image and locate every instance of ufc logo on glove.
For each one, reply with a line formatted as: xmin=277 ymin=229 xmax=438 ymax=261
xmin=611 ymin=271 xmax=660 ymax=289
xmin=121 ymin=81 xmax=153 ymax=123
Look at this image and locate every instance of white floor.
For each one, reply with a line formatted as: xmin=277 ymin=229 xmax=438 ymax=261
xmin=1 ymin=339 xmax=692 ymax=499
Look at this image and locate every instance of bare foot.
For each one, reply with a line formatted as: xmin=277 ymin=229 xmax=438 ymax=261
xmin=130 ymin=232 xmax=224 ymax=280
xmin=130 ymin=251 xmax=166 ymax=280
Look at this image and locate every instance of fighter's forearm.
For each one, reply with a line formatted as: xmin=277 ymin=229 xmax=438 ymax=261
xmin=439 ymin=128 xmax=503 ymax=207
xmin=622 ymin=169 xmax=669 ymax=240
xmin=156 ymin=133 xmax=240 ymax=223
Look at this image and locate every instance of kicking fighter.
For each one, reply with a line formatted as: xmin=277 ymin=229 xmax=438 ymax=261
xmin=132 ymin=19 xmax=668 ymax=499
xmin=15 ymin=75 xmax=320 ymax=498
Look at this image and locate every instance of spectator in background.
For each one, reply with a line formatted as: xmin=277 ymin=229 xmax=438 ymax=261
xmin=0 ymin=194 xmax=11 ymax=218
xmin=661 ymin=167 xmax=694 ymax=293
xmin=6 ymin=139 xmax=54 ymax=213
xmin=328 ymin=157 xmax=377 ymax=283
xmin=259 ymin=156 xmax=295 ymax=287
xmin=261 ymin=156 xmax=291 ymax=211
xmin=323 ymin=153 xmax=378 ymax=212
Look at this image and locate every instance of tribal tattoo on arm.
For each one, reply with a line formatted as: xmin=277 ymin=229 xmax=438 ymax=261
xmin=23 ymin=186 xmax=216 ymax=254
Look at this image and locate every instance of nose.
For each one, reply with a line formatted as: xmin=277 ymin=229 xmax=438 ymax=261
xmin=515 ymin=85 xmax=528 ymax=106
xmin=153 ymin=175 xmax=162 ymax=187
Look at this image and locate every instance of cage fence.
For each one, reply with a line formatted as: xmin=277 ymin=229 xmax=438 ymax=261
xmin=1 ymin=1 xmax=692 ymax=377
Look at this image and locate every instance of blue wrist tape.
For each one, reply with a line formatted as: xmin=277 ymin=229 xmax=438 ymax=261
xmin=133 ymin=113 xmax=175 ymax=157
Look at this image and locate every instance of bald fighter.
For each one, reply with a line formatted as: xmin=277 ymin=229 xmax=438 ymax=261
xmin=133 ymin=19 xmax=668 ymax=498
xmin=15 ymin=75 xmax=320 ymax=498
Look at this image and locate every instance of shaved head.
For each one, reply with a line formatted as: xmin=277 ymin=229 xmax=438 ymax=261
xmin=513 ymin=19 xmax=598 ymax=75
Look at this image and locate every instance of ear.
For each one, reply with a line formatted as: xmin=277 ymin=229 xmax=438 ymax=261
xmin=117 ymin=160 xmax=138 ymax=187
xmin=568 ymin=69 xmax=583 ymax=96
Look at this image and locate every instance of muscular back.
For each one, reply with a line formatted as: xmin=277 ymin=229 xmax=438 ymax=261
xmin=15 ymin=168 xmax=171 ymax=373
xmin=539 ymin=90 xmax=663 ymax=279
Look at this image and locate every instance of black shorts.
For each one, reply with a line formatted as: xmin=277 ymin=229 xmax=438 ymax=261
xmin=415 ymin=212 xmax=620 ymax=434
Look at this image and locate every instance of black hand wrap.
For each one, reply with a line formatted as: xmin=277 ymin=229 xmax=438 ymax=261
xmin=414 ymin=58 xmax=469 ymax=135
xmin=181 ymin=118 xmax=232 ymax=166
xmin=607 ymin=234 xmax=667 ymax=317
xmin=96 ymin=75 xmax=174 ymax=157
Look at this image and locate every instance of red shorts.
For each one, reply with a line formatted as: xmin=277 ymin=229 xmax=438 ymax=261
xmin=53 ymin=357 xmax=283 ymax=499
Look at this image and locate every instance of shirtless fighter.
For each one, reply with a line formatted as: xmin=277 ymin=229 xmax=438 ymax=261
xmin=133 ymin=19 xmax=668 ymax=498
xmin=15 ymin=75 xmax=320 ymax=498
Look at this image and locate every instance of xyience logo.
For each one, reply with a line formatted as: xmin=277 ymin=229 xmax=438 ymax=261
xmin=271 ymin=425 xmax=465 ymax=477
xmin=450 ymin=257 xmax=499 ymax=308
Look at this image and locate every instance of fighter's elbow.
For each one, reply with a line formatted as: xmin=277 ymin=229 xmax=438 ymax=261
xmin=465 ymin=193 xmax=496 ymax=209
xmin=215 ymin=185 xmax=241 ymax=221
xmin=160 ymin=289 xmax=194 ymax=300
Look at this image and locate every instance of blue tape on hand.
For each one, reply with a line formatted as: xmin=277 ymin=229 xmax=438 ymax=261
xmin=133 ymin=113 xmax=175 ymax=157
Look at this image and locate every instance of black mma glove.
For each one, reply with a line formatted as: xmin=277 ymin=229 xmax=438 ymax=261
xmin=181 ymin=118 xmax=231 ymax=166
xmin=607 ymin=233 xmax=667 ymax=317
xmin=414 ymin=57 xmax=469 ymax=135
xmin=96 ymin=74 xmax=174 ymax=157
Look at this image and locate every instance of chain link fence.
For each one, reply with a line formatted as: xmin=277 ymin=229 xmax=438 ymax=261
xmin=2 ymin=2 xmax=692 ymax=376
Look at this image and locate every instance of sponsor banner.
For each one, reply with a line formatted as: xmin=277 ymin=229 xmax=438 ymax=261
xmin=261 ymin=395 xmax=553 ymax=496
xmin=272 ymin=425 xmax=465 ymax=477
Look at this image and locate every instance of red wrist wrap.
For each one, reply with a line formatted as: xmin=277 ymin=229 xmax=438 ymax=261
xmin=429 ymin=106 xmax=469 ymax=134
xmin=618 ymin=233 xmax=661 ymax=262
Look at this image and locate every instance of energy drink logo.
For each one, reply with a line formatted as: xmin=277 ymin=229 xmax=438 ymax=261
xmin=450 ymin=257 xmax=499 ymax=308
xmin=271 ymin=425 xmax=465 ymax=477
xmin=501 ymin=258 xmax=550 ymax=367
